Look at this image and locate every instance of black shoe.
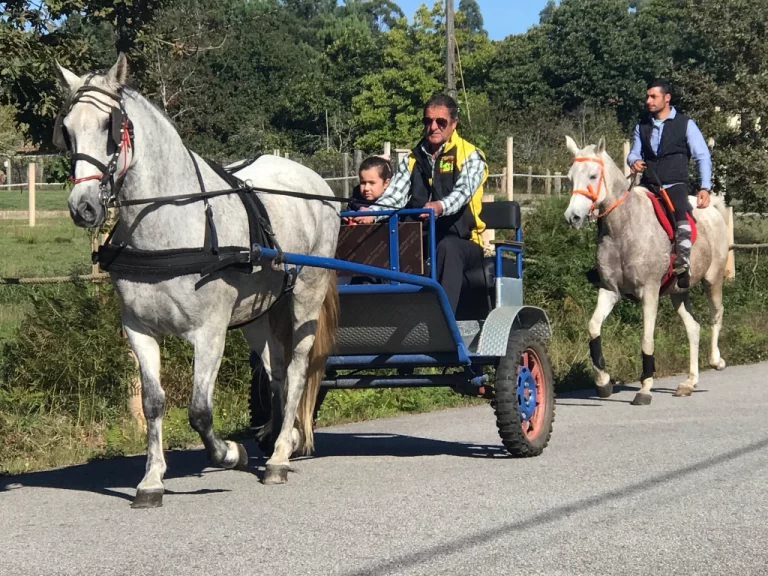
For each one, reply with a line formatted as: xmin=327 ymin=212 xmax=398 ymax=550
xmin=586 ymin=267 xmax=600 ymax=287
xmin=675 ymin=266 xmax=690 ymax=289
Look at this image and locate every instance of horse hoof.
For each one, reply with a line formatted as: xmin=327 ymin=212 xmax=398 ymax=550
xmin=674 ymin=385 xmax=694 ymax=397
xmin=235 ymin=443 xmax=249 ymax=471
xmin=714 ymin=359 xmax=727 ymax=371
xmin=263 ymin=465 xmax=290 ymax=485
xmin=595 ymin=382 xmax=613 ymax=398
xmin=631 ymin=392 xmax=652 ymax=406
xmin=132 ymin=489 xmax=163 ymax=509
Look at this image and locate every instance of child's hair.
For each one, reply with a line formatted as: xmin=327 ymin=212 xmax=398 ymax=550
xmin=359 ymin=155 xmax=393 ymax=181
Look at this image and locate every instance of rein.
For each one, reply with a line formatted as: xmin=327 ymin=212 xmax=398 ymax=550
xmin=571 ymin=156 xmax=635 ymax=219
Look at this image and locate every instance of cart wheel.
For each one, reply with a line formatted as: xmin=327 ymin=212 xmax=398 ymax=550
xmin=493 ymin=330 xmax=555 ymax=457
xmin=249 ymin=353 xmax=277 ymax=456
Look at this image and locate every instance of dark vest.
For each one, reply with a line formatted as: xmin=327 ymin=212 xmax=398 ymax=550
xmin=639 ymin=112 xmax=691 ymax=189
xmin=407 ymin=142 xmax=475 ymax=240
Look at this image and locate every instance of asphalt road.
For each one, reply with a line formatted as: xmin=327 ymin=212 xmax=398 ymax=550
xmin=2 ymin=362 xmax=768 ymax=576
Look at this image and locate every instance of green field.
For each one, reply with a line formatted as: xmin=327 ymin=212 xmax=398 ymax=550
xmin=0 ymin=217 xmax=92 ymax=278
xmin=0 ymin=187 xmax=70 ymax=211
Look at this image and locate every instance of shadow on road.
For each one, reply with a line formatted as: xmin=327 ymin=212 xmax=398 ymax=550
xmin=0 ymin=431 xmax=508 ymax=501
xmin=0 ymin=443 xmax=246 ymax=502
xmin=313 ymin=432 xmax=510 ymax=459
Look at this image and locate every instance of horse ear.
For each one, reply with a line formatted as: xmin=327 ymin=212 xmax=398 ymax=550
xmin=597 ymin=136 xmax=607 ymax=155
xmin=107 ymin=53 xmax=129 ymax=88
xmin=54 ymin=61 xmax=80 ymax=95
xmin=565 ymin=135 xmax=580 ymax=157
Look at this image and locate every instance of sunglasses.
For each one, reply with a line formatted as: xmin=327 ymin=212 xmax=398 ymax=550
xmin=422 ymin=116 xmax=450 ymax=130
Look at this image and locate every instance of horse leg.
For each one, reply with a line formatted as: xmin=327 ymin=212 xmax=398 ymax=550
xmin=703 ymin=278 xmax=727 ymax=371
xmin=188 ymin=327 xmax=248 ymax=470
xmin=123 ymin=324 xmax=166 ymax=509
xmin=670 ymin=293 xmax=701 ymax=397
xmin=263 ymin=271 xmax=334 ymax=484
xmin=632 ymin=289 xmax=661 ymax=406
xmin=588 ymin=288 xmax=620 ymax=397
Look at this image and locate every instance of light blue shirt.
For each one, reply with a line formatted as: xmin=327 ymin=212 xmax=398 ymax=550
xmin=627 ymin=107 xmax=712 ymax=190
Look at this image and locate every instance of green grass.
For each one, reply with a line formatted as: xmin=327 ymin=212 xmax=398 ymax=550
xmin=0 ymin=217 xmax=92 ymax=341
xmin=0 ymin=217 xmax=92 ymax=278
xmin=0 ymin=187 xmax=70 ymax=211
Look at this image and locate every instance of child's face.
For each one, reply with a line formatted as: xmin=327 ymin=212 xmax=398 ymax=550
xmin=359 ymin=168 xmax=391 ymax=201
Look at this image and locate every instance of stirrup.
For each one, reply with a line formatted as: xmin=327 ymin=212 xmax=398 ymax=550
xmin=674 ymin=263 xmax=690 ymax=289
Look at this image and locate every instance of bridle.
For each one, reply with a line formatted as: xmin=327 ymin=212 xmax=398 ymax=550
xmin=53 ymin=75 xmax=134 ymax=209
xmin=571 ymin=156 xmax=631 ymax=219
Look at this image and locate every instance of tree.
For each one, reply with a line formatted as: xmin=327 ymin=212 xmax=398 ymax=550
xmin=458 ymin=0 xmax=484 ymax=35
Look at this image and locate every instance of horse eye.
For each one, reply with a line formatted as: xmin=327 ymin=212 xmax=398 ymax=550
xmin=590 ymin=173 xmax=598 ymax=180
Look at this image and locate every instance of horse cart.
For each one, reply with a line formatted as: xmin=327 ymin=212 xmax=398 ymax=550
xmin=250 ymin=200 xmax=556 ymax=457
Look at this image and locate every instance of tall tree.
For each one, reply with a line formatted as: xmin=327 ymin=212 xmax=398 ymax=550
xmin=458 ymin=0 xmax=484 ymax=35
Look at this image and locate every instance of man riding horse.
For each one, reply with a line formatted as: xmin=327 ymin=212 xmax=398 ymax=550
xmin=364 ymin=93 xmax=489 ymax=314
xmin=628 ymin=78 xmax=713 ymax=289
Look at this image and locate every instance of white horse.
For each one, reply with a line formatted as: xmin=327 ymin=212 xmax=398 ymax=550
xmin=564 ymin=136 xmax=729 ymax=405
xmin=55 ymin=54 xmax=339 ymax=507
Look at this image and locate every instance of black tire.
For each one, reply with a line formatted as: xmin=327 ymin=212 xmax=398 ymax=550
xmin=248 ymin=353 xmax=329 ymax=456
xmin=493 ymin=330 xmax=555 ymax=457
xmin=249 ymin=353 xmax=277 ymax=456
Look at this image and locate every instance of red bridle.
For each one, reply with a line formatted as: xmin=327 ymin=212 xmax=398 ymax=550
xmin=69 ymin=116 xmax=132 ymax=186
xmin=571 ymin=156 xmax=630 ymax=218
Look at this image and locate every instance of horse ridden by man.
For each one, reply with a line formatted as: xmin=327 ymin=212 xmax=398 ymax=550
xmin=54 ymin=54 xmax=340 ymax=507
xmin=563 ymin=80 xmax=729 ymax=406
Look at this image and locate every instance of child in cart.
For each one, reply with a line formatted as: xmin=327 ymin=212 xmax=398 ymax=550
xmin=343 ymin=155 xmax=392 ymax=224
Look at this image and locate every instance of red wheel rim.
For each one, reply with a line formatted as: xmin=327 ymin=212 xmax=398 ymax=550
xmin=520 ymin=348 xmax=546 ymax=439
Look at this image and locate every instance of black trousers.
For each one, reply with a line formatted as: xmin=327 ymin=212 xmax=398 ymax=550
xmin=662 ymin=183 xmax=691 ymax=222
xmin=434 ymin=235 xmax=484 ymax=314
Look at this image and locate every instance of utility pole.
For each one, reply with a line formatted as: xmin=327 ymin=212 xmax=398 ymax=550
xmin=445 ymin=0 xmax=456 ymax=97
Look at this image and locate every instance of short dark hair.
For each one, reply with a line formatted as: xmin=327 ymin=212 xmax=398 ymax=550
xmin=647 ymin=78 xmax=672 ymax=96
xmin=423 ymin=94 xmax=459 ymax=120
xmin=359 ymin=155 xmax=392 ymax=181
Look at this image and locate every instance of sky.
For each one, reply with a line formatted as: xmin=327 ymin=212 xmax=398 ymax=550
xmin=393 ymin=0 xmax=552 ymax=40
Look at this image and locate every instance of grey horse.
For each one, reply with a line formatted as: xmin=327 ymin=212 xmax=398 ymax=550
xmin=55 ymin=54 xmax=339 ymax=507
xmin=563 ymin=136 xmax=729 ymax=405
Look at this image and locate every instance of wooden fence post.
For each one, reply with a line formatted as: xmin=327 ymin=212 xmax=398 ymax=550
xmin=481 ymin=193 xmax=495 ymax=253
xmin=527 ymin=166 xmax=533 ymax=195
xmin=725 ymin=207 xmax=736 ymax=280
xmin=622 ymin=140 xmax=631 ymax=177
xmin=342 ymin=152 xmax=350 ymax=197
xmin=28 ymin=162 xmax=36 ymax=227
xmin=506 ymin=136 xmax=514 ymax=201
xmin=554 ymin=172 xmax=562 ymax=195
xmin=545 ymin=169 xmax=552 ymax=195
xmin=501 ymin=168 xmax=507 ymax=199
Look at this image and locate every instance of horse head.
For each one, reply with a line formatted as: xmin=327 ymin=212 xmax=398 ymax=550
xmin=563 ymin=135 xmax=615 ymax=229
xmin=54 ymin=54 xmax=134 ymax=228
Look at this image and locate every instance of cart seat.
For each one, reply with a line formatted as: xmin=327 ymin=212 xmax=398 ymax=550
xmin=463 ymin=255 xmax=518 ymax=291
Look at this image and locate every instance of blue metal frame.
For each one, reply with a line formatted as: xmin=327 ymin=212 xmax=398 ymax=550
xmin=494 ymin=227 xmax=524 ymax=280
xmin=254 ymin=208 xmax=471 ymax=365
xmin=254 ymin=205 xmax=526 ymax=370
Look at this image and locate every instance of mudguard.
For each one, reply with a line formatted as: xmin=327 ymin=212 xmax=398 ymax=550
xmin=476 ymin=305 xmax=552 ymax=357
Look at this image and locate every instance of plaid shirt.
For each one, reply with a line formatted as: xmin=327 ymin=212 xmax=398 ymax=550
xmin=369 ymin=141 xmax=487 ymax=217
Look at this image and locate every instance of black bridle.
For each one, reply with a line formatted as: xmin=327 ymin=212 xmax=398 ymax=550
xmin=53 ymin=76 xmax=134 ymax=209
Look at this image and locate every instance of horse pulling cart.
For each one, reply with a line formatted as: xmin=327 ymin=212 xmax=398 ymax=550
xmin=250 ymin=201 xmax=556 ymax=457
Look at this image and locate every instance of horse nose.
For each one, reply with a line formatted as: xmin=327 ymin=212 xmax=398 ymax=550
xmin=70 ymin=200 xmax=99 ymax=227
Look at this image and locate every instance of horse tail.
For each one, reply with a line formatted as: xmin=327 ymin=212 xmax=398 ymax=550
xmin=295 ymin=272 xmax=338 ymax=455
xmin=709 ymin=193 xmax=728 ymax=223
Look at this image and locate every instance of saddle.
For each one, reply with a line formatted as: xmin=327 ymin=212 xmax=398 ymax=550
xmin=645 ymin=190 xmax=697 ymax=292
